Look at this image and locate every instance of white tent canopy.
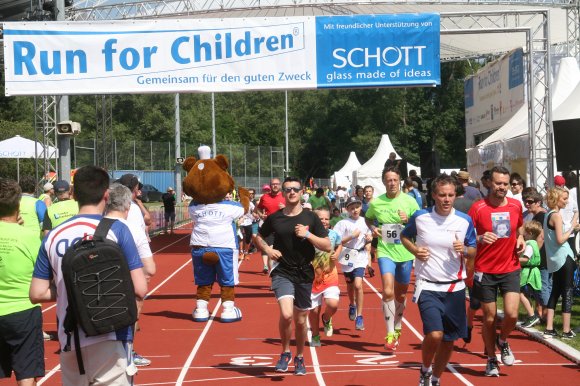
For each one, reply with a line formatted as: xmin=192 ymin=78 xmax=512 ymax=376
xmin=353 ymin=134 xmax=421 ymax=196
xmin=466 ymin=57 xmax=580 ymax=180
xmin=0 ymin=135 xmax=58 ymax=181
xmin=332 ymin=151 xmax=361 ymax=189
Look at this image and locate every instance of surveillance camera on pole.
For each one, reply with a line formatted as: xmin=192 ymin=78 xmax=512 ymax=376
xmin=56 ymin=121 xmax=81 ymax=136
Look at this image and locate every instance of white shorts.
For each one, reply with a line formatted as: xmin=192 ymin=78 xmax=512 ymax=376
xmin=310 ymin=286 xmax=340 ymax=309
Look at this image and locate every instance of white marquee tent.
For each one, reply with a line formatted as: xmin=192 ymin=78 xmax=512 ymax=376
xmin=0 ymin=135 xmax=58 ymax=180
xmin=352 ymin=134 xmax=420 ymax=196
xmin=332 ymin=151 xmax=361 ymax=189
xmin=466 ymin=57 xmax=580 ymax=181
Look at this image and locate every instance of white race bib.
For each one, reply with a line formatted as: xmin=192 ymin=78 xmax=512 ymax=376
xmin=382 ymin=224 xmax=403 ymax=244
xmin=338 ymin=248 xmax=358 ymax=267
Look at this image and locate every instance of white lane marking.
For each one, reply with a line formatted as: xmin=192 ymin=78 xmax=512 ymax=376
xmin=37 ymin=364 xmax=60 ymax=385
xmin=175 ymin=259 xmax=244 ymax=385
xmin=307 ymin=319 xmax=326 ymax=386
xmin=144 ymin=259 xmax=192 ymax=299
xmin=363 ymin=277 xmax=474 ymax=386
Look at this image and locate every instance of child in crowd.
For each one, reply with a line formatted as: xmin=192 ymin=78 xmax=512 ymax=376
xmin=519 ymin=220 xmax=543 ymax=328
xmin=333 ymin=196 xmax=372 ymax=331
xmin=308 ymin=208 xmax=343 ymax=347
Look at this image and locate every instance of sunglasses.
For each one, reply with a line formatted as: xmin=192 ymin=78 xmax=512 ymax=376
xmin=283 ymin=187 xmax=301 ymax=193
xmin=524 ymin=200 xmax=536 ymax=205
xmin=511 ymin=182 xmax=520 ymax=186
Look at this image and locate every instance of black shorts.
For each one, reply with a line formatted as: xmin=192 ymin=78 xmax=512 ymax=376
xmin=0 ymin=307 xmax=45 ymax=381
xmin=241 ymin=225 xmax=253 ymax=244
xmin=164 ymin=210 xmax=176 ymax=222
xmin=371 ymin=237 xmax=378 ymax=248
xmin=472 ymin=270 xmax=520 ymax=303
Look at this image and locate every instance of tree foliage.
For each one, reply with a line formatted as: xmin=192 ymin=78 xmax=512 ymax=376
xmin=0 ymin=61 xmax=475 ymax=180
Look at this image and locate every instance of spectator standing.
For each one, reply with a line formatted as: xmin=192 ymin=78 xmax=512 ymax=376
xmin=467 ymin=166 xmax=525 ymax=377
xmin=42 ymin=180 xmax=78 ymax=235
xmin=162 ymin=187 xmax=177 ymax=234
xmin=29 ymin=166 xmax=147 ymax=386
xmin=542 ymin=186 xmax=579 ymax=340
xmin=456 ymin=171 xmax=483 ymax=202
xmin=307 ymin=187 xmax=331 ymax=210
xmin=401 ymin=174 xmax=476 ymax=386
xmin=518 ymin=221 xmax=543 ymax=328
xmin=509 ymin=173 xmax=526 ymax=210
xmin=554 ymin=174 xmax=579 ymax=253
xmin=18 ymin=176 xmax=47 ymax=238
xmin=452 ymin=182 xmax=474 ymax=214
xmin=0 ymin=178 xmax=45 ymax=385
xmin=38 ymin=182 xmax=53 ymax=207
xmin=255 ymin=177 xmax=330 ymax=376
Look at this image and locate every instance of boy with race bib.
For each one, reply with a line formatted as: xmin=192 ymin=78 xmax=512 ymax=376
xmin=333 ymin=196 xmax=373 ymax=331
xmin=365 ymin=166 xmax=419 ymax=351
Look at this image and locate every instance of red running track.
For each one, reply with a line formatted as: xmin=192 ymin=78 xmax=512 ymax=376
xmin=3 ymin=226 xmax=578 ymax=386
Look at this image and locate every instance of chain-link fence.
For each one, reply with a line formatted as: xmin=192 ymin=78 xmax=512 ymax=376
xmin=72 ymin=139 xmax=286 ymax=188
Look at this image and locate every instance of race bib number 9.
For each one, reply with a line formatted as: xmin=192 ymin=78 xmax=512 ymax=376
xmin=338 ymin=248 xmax=357 ymax=267
xmin=382 ymin=224 xmax=403 ymax=244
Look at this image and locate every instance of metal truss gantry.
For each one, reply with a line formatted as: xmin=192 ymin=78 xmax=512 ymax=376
xmin=34 ymin=96 xmax=58 ymax=184
xmin=95 ymin=95 xmax=114 ymax=170
xmin=18 ymin=1 xmax=580 ymax=188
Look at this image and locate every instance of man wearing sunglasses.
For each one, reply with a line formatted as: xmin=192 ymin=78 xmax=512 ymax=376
xmin=256 ymin=177 xmax=330 ymax=376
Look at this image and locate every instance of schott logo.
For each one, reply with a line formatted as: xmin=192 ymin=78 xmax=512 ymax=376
xmin=332 ymin=46 xmax=427 ymax=68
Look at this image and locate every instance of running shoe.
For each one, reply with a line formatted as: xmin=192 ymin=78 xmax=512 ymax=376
xmin=431 ymin=379 xmax=440 ymax=386
xmin=521 ymin=314 xmax=541 ymax=328
xmin=463 ymin=326 xmax=473 ymax=344
xmin=418 ymin=369 xmax=432 ymax=386
xmin=485 ymin=357 xmax=500 ymax=377
xmin=543 ymin=329 xmax=559 ymax=339
xmin=495 ymin=337 xmax=515 ymax=366
xmin=561 ymin=330 xmax=577 ymax=340
xmin=294 ymin=356 xmax=307 ymax=376
xmin=323 ymin=316 xmax=333 ymax=337
xmin=355 ymin=315 xmax=365 ymax=330
xmin=133 ymin=352 xmax=151 ymax=367
xmin=394 ymin=328 xmax=402 ymax=345
xmin=384 ymin=332 xmax=399 ymax=351
xmin=262 ymin=265 xmax=269 ymax=274
xmin=275 ymin=352 xmax=292 ymax=372
xmin=43 ymin=331 xmax=51 ymax=340
xmin=310 ymin=335 xmax=321 ymax=347
xmin=348 ymin=304 xmax=356 ymax=321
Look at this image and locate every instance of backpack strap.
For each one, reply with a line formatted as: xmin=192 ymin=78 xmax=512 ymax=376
xmin=94 ymin=217 xmax=117 ymax=241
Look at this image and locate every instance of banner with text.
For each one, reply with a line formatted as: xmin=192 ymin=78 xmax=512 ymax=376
xmin=2 ymin=13 xmax=440 ymax=96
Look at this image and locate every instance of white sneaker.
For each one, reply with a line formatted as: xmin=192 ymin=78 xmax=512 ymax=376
xmin=193 ymin=299 xmax=210 ymax=322
xmin=221 ymin=301 xmax=242 ymax=322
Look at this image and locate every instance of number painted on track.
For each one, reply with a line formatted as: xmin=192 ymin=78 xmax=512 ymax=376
xmin=230 ymin=356 xmax=273 ymax=366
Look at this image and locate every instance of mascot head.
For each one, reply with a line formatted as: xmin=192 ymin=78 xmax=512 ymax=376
xmin=182 ymin=145 xmax=235 ymax=205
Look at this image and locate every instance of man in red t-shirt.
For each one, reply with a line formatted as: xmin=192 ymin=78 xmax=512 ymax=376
xmin=256 ymin=178 xmax=285 ymax=273
xmin=468 ymin=166 xmax=524 ymax=377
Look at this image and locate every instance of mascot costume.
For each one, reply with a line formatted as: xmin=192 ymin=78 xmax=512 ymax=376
xmin=183 ymin=145 xmax=250 ymax=322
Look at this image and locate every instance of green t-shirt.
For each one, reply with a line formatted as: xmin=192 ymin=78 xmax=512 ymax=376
xmin=365 ymin=192 xmax=419 ymax=262
xmin=0 ymin=222 xmax=41 ymax=316
xmin=45 ymin=199 xmax=79 ymax=229
xmin=19 ymin=194 xmax=41 ymax=235
xmin=520 ymin=239 xmax=542 ymax=291
xmin=308 ymin=195 xmax=330 ymax=210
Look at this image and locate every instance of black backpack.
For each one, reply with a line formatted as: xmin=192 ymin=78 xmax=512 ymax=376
xmin=61 ymin=217 xmax=138 ymax=374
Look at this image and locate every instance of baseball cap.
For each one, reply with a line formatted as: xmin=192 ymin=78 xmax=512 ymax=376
xmin=43 ymin=182 xmax=53 ymax=192
xmin=53 ymin=180 xmax=70 ymax=193
xmin=262 ymin=184 xmax=271 ymax=192
xmin=457 ymin=171 xmax=470 ymax=180
xmin=554 ymin=175 xmax=566 ymax=186
xmin=167 ymin=186 xmax=174 ymax=192
xmin=117 ymin=174 xmax=142 ymax=191
xmin=345 ymin=196 xmax=362 ymax=208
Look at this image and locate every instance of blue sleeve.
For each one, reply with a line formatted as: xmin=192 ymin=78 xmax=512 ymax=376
xmin=111 ymin=222 xmax=144 ymax=270
xmin=33 ymin=239 xmax=53 ymax=280
xmin=464 ymin=218 xmax=477 ymax=248
xmin=401 ymin=211 xmax=419 ymax=238
xmin=36 ymin=200 xmax=47 ymax=224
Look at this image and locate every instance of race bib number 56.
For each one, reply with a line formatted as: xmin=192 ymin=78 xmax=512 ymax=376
xmin=382 ymin=224 xmax=403 ymax=244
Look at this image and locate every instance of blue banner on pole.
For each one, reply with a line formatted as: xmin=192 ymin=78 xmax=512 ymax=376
xmin=315 ymin=13 xmax=440 ymax=88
